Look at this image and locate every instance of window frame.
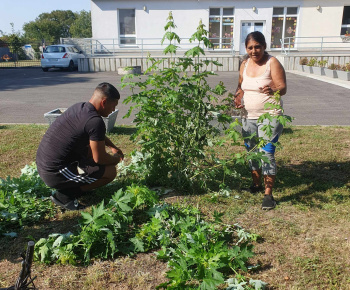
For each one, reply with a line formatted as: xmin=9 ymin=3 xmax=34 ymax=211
xmin=118 ymin=8 xmax=137 ymax=47
xmin=271 ymin=6 xmax=299 ymax=50
xmin=341 ymin=6 xmax=350 ymax=35
xmin=208 ymin=7 xmax=234 ymax=50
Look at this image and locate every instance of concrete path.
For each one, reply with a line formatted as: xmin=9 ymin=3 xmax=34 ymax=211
xmin=0 ymin=68 xmax=349 ymax=126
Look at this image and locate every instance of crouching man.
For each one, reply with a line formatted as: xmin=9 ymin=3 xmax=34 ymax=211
xmin=36 ymin=82 xmax=124 ymax=210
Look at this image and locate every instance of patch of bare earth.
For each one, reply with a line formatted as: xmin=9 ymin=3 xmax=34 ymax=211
xmin=0 ymin=253 xmax=168 ymax=290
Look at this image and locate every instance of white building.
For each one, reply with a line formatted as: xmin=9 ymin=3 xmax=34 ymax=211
xmin=91 ymin=0 xmax=350 ymax=55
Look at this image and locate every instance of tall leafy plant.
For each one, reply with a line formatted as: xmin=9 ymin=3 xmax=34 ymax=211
xmin=122 ymin=12 xmax=231 ymax=190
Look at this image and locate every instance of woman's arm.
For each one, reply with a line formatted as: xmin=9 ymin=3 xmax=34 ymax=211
xmin=234 ymin=60 xmax=246 ymax=108
xmin=270 ymin=57 xmax=287 ymax=96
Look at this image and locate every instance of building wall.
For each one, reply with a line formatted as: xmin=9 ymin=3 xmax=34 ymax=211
xmin=91 ymin=0 xmax=348 ymax=53
xmin=298 ymin=2 xmax=344 ymax=37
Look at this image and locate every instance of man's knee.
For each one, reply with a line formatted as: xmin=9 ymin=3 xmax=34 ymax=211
xmin=104 ymin=165 xmax=117 ymax=181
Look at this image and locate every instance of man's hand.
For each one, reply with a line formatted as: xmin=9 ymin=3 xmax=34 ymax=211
xmin=113 ymin=153 xmax=123 ymax=163
xmin=111 ymin=147 xmax=124 ymax=160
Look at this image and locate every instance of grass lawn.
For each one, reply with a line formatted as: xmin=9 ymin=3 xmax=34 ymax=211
xmin=0 ymin=124 xmax=349 ymax=289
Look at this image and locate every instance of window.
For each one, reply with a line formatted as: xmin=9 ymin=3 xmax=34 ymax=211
xmin=271 ymin=7 xmax=298 ymax=49
xmin=119 ymin=9 xmax=136 ymax=45
xmin=209 ymin=7 xmax=234 ymax=49
xmin=341 ymin=6 xmax=350 ymax=35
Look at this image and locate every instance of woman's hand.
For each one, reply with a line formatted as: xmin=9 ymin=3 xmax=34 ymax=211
xmin=259 ymin=85 xmax=274 ymax=96
xmin=234 ymin=88 xmax=244 ymax=108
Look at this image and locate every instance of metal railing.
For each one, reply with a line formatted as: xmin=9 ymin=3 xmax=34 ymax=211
xmin=0 ymin=42 xmax=51 ymax=68
xmin=62 ymin=37 xmax=235 ymax=57
xmin=281 ymin=36 xmax=350 ymax=56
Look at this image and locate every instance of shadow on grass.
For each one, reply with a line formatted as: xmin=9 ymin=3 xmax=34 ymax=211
xmin=276 ymin=160 xmax=350 ymax=207
xmin=109 ymin=126 xmax=137 ymax=135
xmin=282 ymin=127 xmax=293 ymax=135
xmin=0 ymin=214 xmax=82 ymax=264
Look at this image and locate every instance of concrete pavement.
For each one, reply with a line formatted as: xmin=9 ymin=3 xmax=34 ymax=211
xmin=0 ymin=68 xmax=349 ymax=126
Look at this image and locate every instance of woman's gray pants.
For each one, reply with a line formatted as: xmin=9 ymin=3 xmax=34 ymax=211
xmin=242 ymin=118 xmax=283 ymax=176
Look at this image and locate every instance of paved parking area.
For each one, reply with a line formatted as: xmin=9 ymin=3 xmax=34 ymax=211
xmin=0 ymin=68 xmax=349 ymax=126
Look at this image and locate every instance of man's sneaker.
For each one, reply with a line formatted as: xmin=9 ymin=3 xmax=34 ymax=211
xmin=261 ymin=195 xmax=276 ymax=210
xmin=243 ymin=184 xmax=264 ymax=194
xmin=50 ymin=193 xmax=86 ymax=211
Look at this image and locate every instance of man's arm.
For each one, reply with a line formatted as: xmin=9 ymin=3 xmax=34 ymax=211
xmin=90 ymin=139 xmax=121 ymax=165
xmin=105 ymin=136 xmax=124 ymax=159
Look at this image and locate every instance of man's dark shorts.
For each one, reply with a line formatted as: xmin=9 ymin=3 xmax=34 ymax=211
xmin=38 ymin=158 xmax=105 ymax=192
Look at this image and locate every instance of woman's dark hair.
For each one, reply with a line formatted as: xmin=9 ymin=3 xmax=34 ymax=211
xmin=95 ymin=82 xmax=120 ymax=101
xmin=245 ymin=31 xmax=267 ymax=49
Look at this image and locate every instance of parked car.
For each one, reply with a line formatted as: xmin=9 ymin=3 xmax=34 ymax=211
xmin=41 ymin=45 xmax=84 ymax=72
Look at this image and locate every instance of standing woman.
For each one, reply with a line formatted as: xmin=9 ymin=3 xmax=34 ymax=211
xmin=234 ymin=31 xmax=287 ymax=210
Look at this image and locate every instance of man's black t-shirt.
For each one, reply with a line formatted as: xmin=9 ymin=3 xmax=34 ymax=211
xmin=36 ymin=102 xmax=106 ymax=172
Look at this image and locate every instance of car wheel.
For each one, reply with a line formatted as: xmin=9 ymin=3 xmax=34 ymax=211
xmin=68 ymin=61 xmax=74 ymax=72
xmin=42 ymin=68 xmax=49 ymax=72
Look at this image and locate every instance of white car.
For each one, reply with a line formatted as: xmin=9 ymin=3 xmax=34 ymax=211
xmin=41 ymin=45 xmax=84 ymax=72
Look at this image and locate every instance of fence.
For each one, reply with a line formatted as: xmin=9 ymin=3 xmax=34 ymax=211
xmin=0 ymin=42 xmax=51 ymax=68
xmin=281 ymin=36 xmax=350 ymax=56
xmin=61 ymin=37 xmax=235 ymax=57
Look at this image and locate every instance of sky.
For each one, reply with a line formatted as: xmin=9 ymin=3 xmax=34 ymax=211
xmin=0 ymin=0 xmax=91 ymax=35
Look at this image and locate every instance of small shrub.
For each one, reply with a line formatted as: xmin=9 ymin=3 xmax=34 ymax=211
xmin=299 ymin=57 xmax=308 ymax=65
xmin=307 ymin=58 xmax=317 ymax=66
xmin=317 ymin=60 xmax=327 ymax=67
xmin=328 ymin=63 xmax=341 ymax=70
xmin=340 ymin=63 xmax=350 ymax=72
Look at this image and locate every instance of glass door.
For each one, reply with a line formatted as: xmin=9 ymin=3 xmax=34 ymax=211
xmin=119 ymin=9 xmax=136 ymax=46
xmin=239 ymin=21 xmax=264 ymax=54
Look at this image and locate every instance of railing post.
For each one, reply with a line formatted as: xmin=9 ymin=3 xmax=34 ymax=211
xmin=142 ymin=38 xmax=144 ymax=58
xmin=231 ymin=38 xmax=234 ymax=56
xmin=280 ymin=38 xmax=285 ymax=55
xmin=288 ymin=37 xmax=291 ymax=55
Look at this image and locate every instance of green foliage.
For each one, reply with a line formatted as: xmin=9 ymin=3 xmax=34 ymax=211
xmin=69 ymin=10 xmax=92 ymax=38
xmin=328 ymin=63 xmax=341 ymax=70
xmin=317 ymin=60 xmax=327 ymax=68
xmin=226 ymin=275 xmax=267 ymax=290
xmin=34 ymin=185 xmax=159 ymax=264
xmin=122 ymin=13 xmax=231 ymax=190
xmin=0 ymin=163 xmax=55 ymax=236
xmin=34 ymin=185 xmax=260 ymax=288
xmin=307 ymin=58 xmax=317 ymax=67
xmin=135 ymin=204 xmax=257 ymax=289
xmin=23 ymin=10 xmax=91 ymax=43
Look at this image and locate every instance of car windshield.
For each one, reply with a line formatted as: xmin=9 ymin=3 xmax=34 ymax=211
xmin=45 ymin=46 xmax=66 ymax=53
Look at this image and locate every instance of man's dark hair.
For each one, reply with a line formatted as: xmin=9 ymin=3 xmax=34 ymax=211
xmin=245 ymin=31 xmax=267 ymax=49
xmin=95 ymin=82 xmax=120 ymax=101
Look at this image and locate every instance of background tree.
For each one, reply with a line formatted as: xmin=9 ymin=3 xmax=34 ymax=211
xmin=7 ymin=34 xmax=23 ymax=60
xmin=70 ymin=10 xmax=92 ymax=38
xmin=23 ymin=10 xmax=77 ymax=43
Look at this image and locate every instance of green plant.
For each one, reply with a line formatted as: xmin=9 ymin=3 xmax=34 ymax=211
xmin=121 ymin=12 xmax=232 ymax=190
xmin=307 ymin=58 xmax=317 ymax=66
xmin=134 ymin=204 xmax=259 ymax=289
xmin=340 ymin=63 xmax=350 ymax=72
xmin=34 ymin=185 xmax=160 ymax=264
xmin=299 ymin=57 xmax=308 ymax=65
xmin=34 ymin=186 xmax=260 ymax=288
xmin=0 ymin=163 xmax=55 ymax=237
xmin=328 ymin=63 xmax=341 ymax=70
xmin=317 ymin=60 xmax=327 ymax=67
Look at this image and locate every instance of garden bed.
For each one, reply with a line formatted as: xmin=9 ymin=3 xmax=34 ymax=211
xmin=1 ymin=124 xmax=350 ymax=289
